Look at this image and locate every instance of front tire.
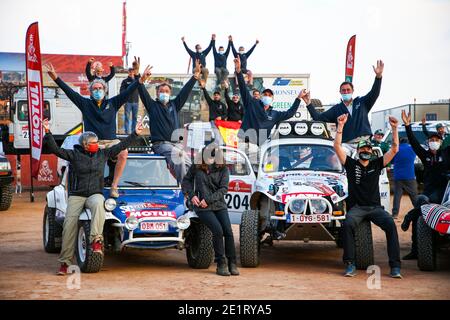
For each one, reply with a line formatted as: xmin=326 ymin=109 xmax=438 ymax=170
xmin=43 ymin=205 xmax=62 ymax=253
xmin=75 ymin=220 xmax=104 ymax=273
xmin=354 ymin=219 xmax=374 ymax=270
xmin=0 ymin=184 xmax=13 ymax=211
xmin=240 ymin=210 xmax=261 ymax=267
xmin=417 ymin=216 xmax=437 ymax=271
xmin=185 ymin=221 xmax=214 ymax=269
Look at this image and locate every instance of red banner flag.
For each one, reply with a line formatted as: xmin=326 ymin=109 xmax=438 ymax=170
xmin=345 ymin=35 xmax=356 ymax=83
xmin=25 ymin=22 xmax=44 ymax=178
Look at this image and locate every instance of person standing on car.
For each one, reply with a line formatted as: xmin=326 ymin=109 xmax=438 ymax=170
xmin=391 ymin=137 xmax=418 ymax=219
xmin=44 ymin=61 xmax=146 ymax=199
xmin=120 ymin=65 xmax=140 ymax=134
xmin=42 ymin=119 xmax=144 ymax=275
xmin=400 ymin=110 xmax=450 ymax=260
xmin=304 ymin=60 xmax=384 ymax=153
xmin=137 ymin=60 xmax=202 ymax=183
xmin=334 ymin=113 xmax=402 ymax=278
xmin=199 ymin=80 xmax=228 ymax=121
xmin=181 ymin=143 xmax=239 ymax=277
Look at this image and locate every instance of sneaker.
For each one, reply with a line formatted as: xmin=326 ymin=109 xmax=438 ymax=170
xmin=402 ymin=252 xmax=417 ymax=260
xmin=110 ymin=187 xmax=119 ymax=198
xmin=57 ymin=263 xmax=68 ymax=276
xmin=92 ymin=239 xmax=104 ymax=255
xmin=344 ymin=263 xmax=357 ymax=277
xmin=390 ymin=267 xmax=403 ymax=279
xmin=273 ymin=231 xmax=286 ymax=240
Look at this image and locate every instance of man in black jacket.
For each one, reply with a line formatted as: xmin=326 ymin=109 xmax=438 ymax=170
xmin=182 ymin=34 xmax=214 ymax=81
xmin=138 ymin=61 xmax=201 ymax=183
xmin=42 ymin=120 xmax=143 ymax=275
xmin=85 ymin=57 xmax=115 ymax=83
xmin=120 ymin=67 xmax=140 ymax=134
xmin=400 ymin=110 xmax=450 ymax=260
xmin=200 ymin=80 xmax=227 ymax=121
xmin=224 ymin=82 xmax=244 ymax=122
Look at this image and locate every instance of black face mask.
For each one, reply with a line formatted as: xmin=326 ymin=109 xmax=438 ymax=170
xmin=359 ymin=152 xmax=372 ymax=161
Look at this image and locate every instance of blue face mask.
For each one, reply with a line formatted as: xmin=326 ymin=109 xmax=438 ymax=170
xmin=219 ymin=51 xmax=225 ymax=55
xmin=159 ymin=92 xmax=170 ymax=104
xmin=261 ymin=96 xmax=273 ymax=106
xmin=92 ymin=89 xmax=105 ymax=101
xmin=341 ymin=93 xmax=352 ymax=102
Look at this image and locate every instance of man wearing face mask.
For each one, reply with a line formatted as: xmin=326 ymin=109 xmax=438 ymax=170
xmin=44 ymin=62 xmax=144 ymax=198
xmin=230 ymin=36 xmax=258 ymax=87
xmin=400 ymin=110 xmax=450 ymax=260
xmin=234 ymin=56 xmax=303 ymax=146
xmin=42 ymin=119 xmax=144 ymax=275
xmin=224 ymin=82 xmax=244 ymax=122
xmin=334 ymin=113 xmax=402 ymax=278
xmin=213 ymin=36 xmax=232 ymax=90
xmin=199 ymin=80 xmax=228 ymax=121
xmin=182 ymin=34 xmax=214 ymax=82
xmin=304 ymin=60 xmax=384 ymax=152
xmin=85 ymin=57 xmax=115 ymax=83
xmin=138 ymin=61 xmax=202 ymax=183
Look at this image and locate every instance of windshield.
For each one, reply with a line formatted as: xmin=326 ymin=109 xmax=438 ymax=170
xmin=105 ymin=158 xmax=178 ymax=187
xmin=262 ymin=144 xmax=343 ymax=173
xmin=384 ymin=126 xmax=448 ymax=146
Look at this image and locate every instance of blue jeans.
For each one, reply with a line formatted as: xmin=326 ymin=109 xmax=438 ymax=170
xmin=152 ymin=142 xmax=191 ymax=183
xmin=124 ymin=102 xmax=139 ymax=134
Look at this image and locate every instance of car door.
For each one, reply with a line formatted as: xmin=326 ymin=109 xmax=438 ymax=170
xmin=221 ymin=146 xmax=256 ymax=224
xmin=372 ymin=147 xmax=391 ymax=211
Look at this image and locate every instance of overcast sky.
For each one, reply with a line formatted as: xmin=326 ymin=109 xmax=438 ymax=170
xmin=1 ymin=0 xmax=449 ymax=111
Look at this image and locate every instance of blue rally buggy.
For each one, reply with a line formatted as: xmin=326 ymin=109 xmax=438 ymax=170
xmin=42 ymin=136 xmax=214 ymax=273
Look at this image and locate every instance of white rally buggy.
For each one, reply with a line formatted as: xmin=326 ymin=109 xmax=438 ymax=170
xmin=238 ymin=121 xmax=391 ymax=268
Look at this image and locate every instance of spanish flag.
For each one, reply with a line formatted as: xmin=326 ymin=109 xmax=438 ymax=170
xmin=214 ymin=120 xmax=241 ymax=148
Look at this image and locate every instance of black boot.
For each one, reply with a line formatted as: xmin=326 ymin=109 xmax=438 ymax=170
xmin=216 ymin=257 xmax=231 ymax=276
xmin=401 ymin=213 xmax=413 ymax=231
xmin=228 ymin=260 xmax=240 ymax=276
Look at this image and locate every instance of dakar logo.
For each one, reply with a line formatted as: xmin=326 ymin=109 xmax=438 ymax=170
xmin=38 ymin=160 xmax=54 ymax=182
xmin=347 ymin=46 xmax=354 ymax=69
xmin=27 ymin=34 xmax=38 ymax=63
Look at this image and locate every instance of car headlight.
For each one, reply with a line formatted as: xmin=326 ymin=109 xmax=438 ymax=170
xmin=289 ymin=199 xmax=306 ymax=214
xmin=104 ymin=198 xmax=117 ymax=211
xmin=125 ymin=216 xmax=139 ymax=231
xmin=0 ymin=162 xmax=11 ymax=171
xmin=310 ymin=199 xmax=328 ymax=214
xmin=176 ymin=215 xmax=191 ymax=230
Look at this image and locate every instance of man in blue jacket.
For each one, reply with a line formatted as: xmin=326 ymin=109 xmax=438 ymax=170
xmin=213 ymin=36 xmax=232 ymax=90
xmin=182 ymin=34 xmax=214 ymax=82
xmin=230 ymin=36 xmax=258 ymax=87
xmin=303 ymin=60 xmax=384 ymax=151
xmin=138 ymin=61 xmax=202 ymax=183
xmin=45 ymin=62 xmax=142 ymax=198
xmin=391 ymin=137 xmax=418 ymax=219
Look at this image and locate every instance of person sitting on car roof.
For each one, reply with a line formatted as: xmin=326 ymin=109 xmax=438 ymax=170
xmin=400 ymin=110 xmax=450 ymax=260
xmin=44 ymin=60 xmax=145 ymax=199
xmin=303 ymin=60 xmax=384 ymax=154
xmin=85 ymin=57 xmax=116 ymax=83
xmin=42 ymin=119 xmax=144 ymax=276
xmin=334 ymin=113 xmax=402 ymax=278
xmin=137 ymin=60 xmax=202 ymax=183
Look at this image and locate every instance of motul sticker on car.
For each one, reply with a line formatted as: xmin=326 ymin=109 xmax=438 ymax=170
xmin=126 ymin=210 xmax=176 ymax=219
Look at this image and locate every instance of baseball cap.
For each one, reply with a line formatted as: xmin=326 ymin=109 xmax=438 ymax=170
xmin=357 ymin=140 xmax=373 ymax=149
xmin=374 ymin=129 xmax=384 ymax=136
xmin=428 ymin=132 xmax=443 ymax=140
xmin=436 ymin=123 xmax=444 ymax=129
xmin=262 ymin=88 xmax=274 ymax=96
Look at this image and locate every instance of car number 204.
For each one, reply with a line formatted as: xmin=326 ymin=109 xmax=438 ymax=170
xmin=225 ymin=193 xmax=249 ymax=211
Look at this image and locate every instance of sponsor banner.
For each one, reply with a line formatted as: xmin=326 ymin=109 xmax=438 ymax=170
xmin=228 ymin=179 xmax=252 ymax=193
xmin=345 ymin=35 xmax=356 ymax=82
xmin=25 ymin=22 xmax=44 ymax=178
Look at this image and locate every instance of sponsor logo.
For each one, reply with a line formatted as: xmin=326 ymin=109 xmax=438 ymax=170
xmin=120 ymin=202 xmax=169 ymax=212
xmin=272 ymin=78 xmax=304 ymax=86
xmin=229 ymin=180 xmax=252 ymax=193
xmin=127 ymin=210 xmax=176 ymax=219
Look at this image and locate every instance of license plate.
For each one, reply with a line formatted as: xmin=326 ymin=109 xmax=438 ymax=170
xmin=290 ymin=214 xmax=330 ymax=223
xmin=140 ymin=222 xmax=169 ymax=232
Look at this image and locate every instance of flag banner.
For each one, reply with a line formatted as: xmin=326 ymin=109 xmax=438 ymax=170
xmin=214 ymin=120 xmax=241 ymax=148
xmin=345 ymin=35 xmax=356 ymax=82
xmin=122 ymin=1 xmax=127 ymax=62
xmin=25 ymin=22 xmax=44 ymax=178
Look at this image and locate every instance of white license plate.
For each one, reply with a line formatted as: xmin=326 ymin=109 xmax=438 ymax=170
xmin=290 ymin=214 xmax=330 ymax=223
xmin=140 ymin=222 xmax=169 ymax=231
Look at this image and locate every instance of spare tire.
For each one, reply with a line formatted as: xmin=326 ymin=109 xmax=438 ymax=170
xmin=354 ymin=219 xmax=374 ymax=270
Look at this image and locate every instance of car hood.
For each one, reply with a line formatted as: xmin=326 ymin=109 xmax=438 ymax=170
xmin=256 ymin=170 xmax=348 ymax=204
xmin=108 ymin=189 xmax=185 ymax=222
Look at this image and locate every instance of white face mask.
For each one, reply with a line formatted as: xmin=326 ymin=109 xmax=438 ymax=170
xmin=429 ymin=141 xmax=441 ymax=151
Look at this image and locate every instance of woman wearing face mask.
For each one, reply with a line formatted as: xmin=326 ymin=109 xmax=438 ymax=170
xmin=42 ymin=119 xmax=144 ymax=275
xmin=181 ymin=144 xmax=239 ymax=276
xmin=400 ymin=110 xmax=450 ymax=260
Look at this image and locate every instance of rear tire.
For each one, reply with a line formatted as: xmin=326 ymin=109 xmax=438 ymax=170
xmin=186 ymin=221 xmax=214 ymax=269
xmin=417 ymin=216 xmax=437 ymax=271
xmin=354 ymin=219 xmax=374 ymax=270
xmin=43 ymin=205 xmax=62 ymax=253
xmin=75 ymin=220 xmax=104 ymax=273
xmin=0 ymin=184 xmax=13 ymax=211
xmin=240 ymin=210 xmax=261 ymax=267
xmin=310 ymin=99 xmax=323 ymax=110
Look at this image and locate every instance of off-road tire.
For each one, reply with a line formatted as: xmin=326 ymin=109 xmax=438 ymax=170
xmin=43 ymin=205 xmax=62 ymax=253
xmin=240 ymin=210 xmax=261 ymax=267
xmin=0 ymin=184 xmax=13 ymax=211
xmin=186 ymin=221 xmax=214 ymax=269
xmin=417 ymin=216 xmax=437 ymax=271
xmin=354 ymin=219 xmax=374 ymax=270
xmin=75 ymin=220 xmax=104 ymax=273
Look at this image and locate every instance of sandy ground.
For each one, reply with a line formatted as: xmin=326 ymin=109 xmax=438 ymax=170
xmin=0 ymin=191 xmax=449 ymax=300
